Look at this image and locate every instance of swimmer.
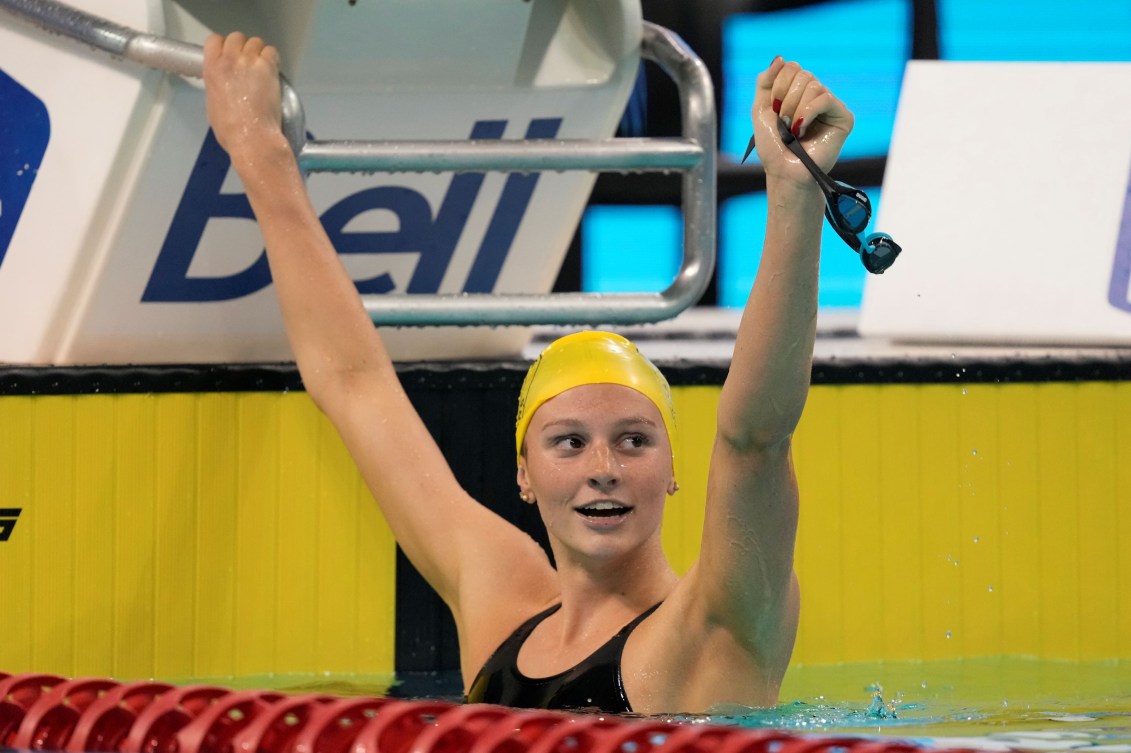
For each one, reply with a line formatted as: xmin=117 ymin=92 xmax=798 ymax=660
xmin=202 ymin=32 xmax=853 ymax=714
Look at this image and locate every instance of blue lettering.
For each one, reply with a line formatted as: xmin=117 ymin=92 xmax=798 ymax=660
xmin=143 ymin=129 xmax=267 ymax=301
xmin=0 ymin=69 xmax=51 ymax=269
xmin=1109 ymin=162 xmax=1131 ymax=314
xmin=464 ymin=118 xmax=561 ymax=293
xmin=145 ymin=118 xmax=555 ymax=303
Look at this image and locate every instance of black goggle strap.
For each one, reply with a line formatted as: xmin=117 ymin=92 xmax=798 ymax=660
xmin=740 ymin=121 xmax=901 ymax=273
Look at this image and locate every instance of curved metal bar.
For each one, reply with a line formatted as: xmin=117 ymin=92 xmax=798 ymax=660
xmin=0 ymin=0 xmax=310 ymax=154
xmin=0 ymin=0 xmax=197 ymax=73
xmin=0 ymin=1 xmax=717 ymax=327
xmin=366 ymin=22 xmax=717 ymax=327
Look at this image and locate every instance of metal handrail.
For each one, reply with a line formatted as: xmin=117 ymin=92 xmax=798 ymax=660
xmin=0 ymin=0 xmax=717 ymax=326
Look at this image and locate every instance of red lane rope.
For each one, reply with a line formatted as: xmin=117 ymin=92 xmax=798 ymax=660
xmin=0 ymin=671 xmax=980 ymax=753
xmin=65 ymin=681 xmax=177 ymax=753
xmin=13 ymin=677 xmax=122 ymax=750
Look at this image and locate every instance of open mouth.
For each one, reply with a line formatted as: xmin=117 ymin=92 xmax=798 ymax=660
xmin=576 ymin=502 xmax=632 ymax=518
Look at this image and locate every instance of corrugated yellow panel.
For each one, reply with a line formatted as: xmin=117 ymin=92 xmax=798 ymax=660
xmin=354 ymin=488 xmax=397 ymax=674
xmin=917 ymin=385 xmax=964 ymax=660
xmin=664 ymin=386 xmax=717 ymax=574
xmin=2 ymin=389 xmax=401 ymax=681
xmin=112 ymin=394 xmax=159 ymax=679
xmin=6 ymin=377 xmax=1130 ymax=680
xmin=876 ymin=385 xmax=924 ymax=661
xmin=275 ymin=395 xmax=323 ymax=673
xmin=314 ymin=413 xmax=363 ymax=673
xmin=0 ymin=396 xmax=34 ymax=672
xmin=1074 ymin=383 xmax=1119 ymax=659
xmin=836 ymin=386 xmax=886 ymax=663
xmin=31 ymin=396 xmax=76 ymax=673
xmin=1036 ymin=384 xmax=1080 ymax=659
xmin=995 ymin=385 xmax=1041 ymax=659
xmin=153 ymin=395 xmax=199 ymax=679
xmin=957 ymin=385 xmax=1002 ymax=656
xmin=194 ymin=394 xmax=239 ymax=678
xmin=235 ymin=393 xmax=282 ymax=676
xmin=73 ymin=397 xmax=118 ymax=677
xmin=792 ymin=386 xmax=845 ymax=664
xmin=1118 ymin=388 xmax=1131 ymax=659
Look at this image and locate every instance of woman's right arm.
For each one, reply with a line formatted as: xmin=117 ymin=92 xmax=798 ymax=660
xmin=201 ymin=33 xmax=555 ymax=619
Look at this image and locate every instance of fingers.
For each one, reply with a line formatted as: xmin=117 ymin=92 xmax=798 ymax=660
xmin=202 ymin=32 xmax=223 ymax=62
xmin=203 ymin=31 xmax=278 ymax=71
xmin=760 ymin=58 xmax=852 ymax=141
xmin=753 ymin=55 xmax=785 ymax=108
xmin=201 ymin=31 xmax=285 ymax=158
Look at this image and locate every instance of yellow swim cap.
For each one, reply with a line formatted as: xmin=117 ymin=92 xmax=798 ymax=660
xmin=515 ymin=331 xmax=676 ymax=466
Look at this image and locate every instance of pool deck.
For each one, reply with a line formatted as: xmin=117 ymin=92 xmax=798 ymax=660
xmin=528 ymin=308 xmax=1131 ymax=378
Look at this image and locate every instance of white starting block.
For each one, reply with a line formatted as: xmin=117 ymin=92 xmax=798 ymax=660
xmin=0 ymin=0 xmax=715 ymax=364
xmin=860 ymin=61 xmax=1131 ymax=346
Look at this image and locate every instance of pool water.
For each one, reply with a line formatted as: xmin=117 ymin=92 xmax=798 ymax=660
xmin=207 ymin=658 xmax=1130 ymax=752
xmin=701 ymin=658 xmax=1131 ymax=751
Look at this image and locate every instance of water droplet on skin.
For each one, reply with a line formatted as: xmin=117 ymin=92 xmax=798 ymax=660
xmin=987 ymin=585 xmax=994 ymax=592
xmin=973 ymin=536 xmax=980 ymax=543
xmin=945 ymin=631 xmax=952 ymax=639
xmin=972 ymin=449 xmax=978 ymax=456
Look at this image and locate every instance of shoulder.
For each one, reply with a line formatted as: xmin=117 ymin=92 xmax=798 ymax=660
xmin=453 ymin=544 xmax=559 ymax=684
xmin=620 ymin=569 xmax=800 ymax=713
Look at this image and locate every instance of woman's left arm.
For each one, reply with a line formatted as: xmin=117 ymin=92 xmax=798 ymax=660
xmin=692 ymin=58 xmax=853 ymax=657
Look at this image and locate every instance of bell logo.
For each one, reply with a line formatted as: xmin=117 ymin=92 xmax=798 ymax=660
xmin=143 ymin=117 xmax=562 ymax=302
xmin=0 ymin=508 xmax=22 ymax=542
xmin=0 ymin=69 xmax=51 ymax=269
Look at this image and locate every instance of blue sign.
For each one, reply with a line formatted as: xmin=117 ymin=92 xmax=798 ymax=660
xmin=0 ymin=68 xmax=50 ymax=268
xmin=144 ymin=118 xmax=562 ymax=302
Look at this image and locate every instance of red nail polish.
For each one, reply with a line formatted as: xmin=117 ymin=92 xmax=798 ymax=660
xmin=791 ymin=117 xmax=804 ymax=137
xmin=772 ymin=99 xmax=782 ymax=114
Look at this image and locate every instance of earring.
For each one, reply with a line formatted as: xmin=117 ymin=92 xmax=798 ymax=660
xmin=670 ymin=481 xmax=680 ymax=494
xmin=520 ymin=492 xmax=532 ymax=503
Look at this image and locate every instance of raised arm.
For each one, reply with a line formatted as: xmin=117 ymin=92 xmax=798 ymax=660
xmin=694 ymin=58 xmax=853 ymax=652
xmin=200 ymin=33 xmax=554 ymax=620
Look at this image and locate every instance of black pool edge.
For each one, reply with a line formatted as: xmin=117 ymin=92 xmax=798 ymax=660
xmin=1 ymin=354 xmax=1130 ymax=396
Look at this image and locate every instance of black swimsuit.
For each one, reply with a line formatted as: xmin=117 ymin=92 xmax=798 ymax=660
xmin=465 ymin=602 xmax=662 ymax=712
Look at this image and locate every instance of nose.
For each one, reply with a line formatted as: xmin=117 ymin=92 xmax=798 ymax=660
xmin=587 ymin=443 xmax=620 ymax=491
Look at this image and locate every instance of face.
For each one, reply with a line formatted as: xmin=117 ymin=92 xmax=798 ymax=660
xmin=516 ymin=383 xmax=676 ymax=565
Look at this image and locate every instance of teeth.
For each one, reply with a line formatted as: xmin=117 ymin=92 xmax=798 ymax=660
xmin=578 ymin=501 xmax=630 ymax=517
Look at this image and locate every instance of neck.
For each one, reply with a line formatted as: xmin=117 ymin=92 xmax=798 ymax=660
xmin=548 ymin=540 xmax=677 ymax=640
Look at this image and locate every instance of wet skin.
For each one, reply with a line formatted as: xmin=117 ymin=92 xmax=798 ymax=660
xmin=517 ymin=383 xmax=676 ymax=569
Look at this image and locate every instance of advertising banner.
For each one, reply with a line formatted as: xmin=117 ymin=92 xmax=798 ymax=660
xmin=0 ymin=0 xmax=641 ymax=364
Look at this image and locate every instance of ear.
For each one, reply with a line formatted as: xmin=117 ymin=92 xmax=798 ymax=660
xmin=516 ymin=463 xmax=535 ymax=504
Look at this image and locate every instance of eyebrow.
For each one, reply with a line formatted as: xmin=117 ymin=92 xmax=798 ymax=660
xmin=539 ymin=416 xmax=659 ymax=431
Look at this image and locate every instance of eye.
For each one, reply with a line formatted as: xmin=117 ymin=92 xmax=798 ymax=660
xmin=551 ymin=435 xmax=585 ymax=451
xmin=619 ymin=433 xmax=648 ymax=450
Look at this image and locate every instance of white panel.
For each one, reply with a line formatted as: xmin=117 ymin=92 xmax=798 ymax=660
xmin=859 ymin=61 xmax=1131 ymax=345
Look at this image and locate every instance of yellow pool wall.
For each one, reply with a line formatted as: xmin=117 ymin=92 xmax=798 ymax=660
xmin=1 ymin=380 xmax=1128 ymax=681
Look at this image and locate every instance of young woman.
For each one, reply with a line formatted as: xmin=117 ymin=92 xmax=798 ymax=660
xmin=202 ymin=32 xmax=853 ymax=714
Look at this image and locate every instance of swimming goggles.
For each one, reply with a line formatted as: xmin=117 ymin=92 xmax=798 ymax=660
xmin=741 ymin=118 xmax=901 ymax=274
